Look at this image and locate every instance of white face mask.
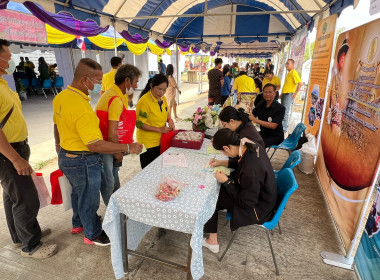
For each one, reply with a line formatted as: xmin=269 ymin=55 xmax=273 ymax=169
xmin=0 ymin=57 xmax=16 ymax=75
xmin=85 ymin=77 xmax=102 ymax=95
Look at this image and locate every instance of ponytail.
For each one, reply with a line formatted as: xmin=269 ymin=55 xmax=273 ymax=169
xmin=219 ymin=106 xmax=250 ymax=124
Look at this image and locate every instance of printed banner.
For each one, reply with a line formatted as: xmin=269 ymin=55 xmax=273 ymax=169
xmin=277 ymin=44 xmax=289 ymax=82
xmin=290 ymin=26 xmax=308 ymax=76
xmin=316 ymin=18 xmax=380 ymax=251
xmin=355 ymin=184 xmax=380 ymax=280
xmin=370 ymin=0 xmax=380 ymax=16
xmin=0 ymin=9 xmax=47 ymax=44
xmin=304 ymin=15 xmax=337 ymax=135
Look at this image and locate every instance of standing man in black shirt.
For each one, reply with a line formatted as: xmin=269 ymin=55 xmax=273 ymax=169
xmin=250 ymin=83 xmax=285 ymax=147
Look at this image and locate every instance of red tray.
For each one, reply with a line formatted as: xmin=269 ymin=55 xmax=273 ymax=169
xmin=171 ymin=130 xmax=205 ymax=150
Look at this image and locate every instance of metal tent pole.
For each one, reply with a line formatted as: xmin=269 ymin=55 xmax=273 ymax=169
xmin=112 ymin=19 xmax=118 ymax=56
xmin=175 ymin=42 xmax=181 ymax=105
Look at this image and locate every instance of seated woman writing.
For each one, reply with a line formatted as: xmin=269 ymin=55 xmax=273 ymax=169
xmin=210 ymin=106 xmax=264 ymax=170
xmin=203 ymin=128 xmax=277 ymax=253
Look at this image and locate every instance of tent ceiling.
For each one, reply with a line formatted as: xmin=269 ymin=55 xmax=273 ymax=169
xmin=45 ymin=0 xmax=350 ymax=40
xmin=9 ymin=0 xmax=354 ymax=55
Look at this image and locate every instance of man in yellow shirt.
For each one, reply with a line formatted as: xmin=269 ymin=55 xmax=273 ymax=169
xmin=280 ymin=59 xmax=302 ymax=132
xmin=53 ymin=58 xmax=136 ymax=246
xmin=0 ymin=39 xmax=57 ymax=258
xmin=234 ymin=70 xmax=256 ymax=112
xmin=95 ymin=64 xmax=143 ymax=206
xmin=99 ymin=56 xmax=122 ymax=95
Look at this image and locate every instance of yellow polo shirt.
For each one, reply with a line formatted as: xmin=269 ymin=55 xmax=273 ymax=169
xmin=101 ymin=68 xmax=117 ymax=92
xmin=95 ymin=84 xmax=126 ymax=121
xmin=136 ymin=91 xmax=168 ymax=148
xmin=0 ymin=78 xmax=28 ymax=142
xmin=282 ymin=69 xmax=301 ymax=93
xmin=53 ymin=85 xmax=103 ymax=151
xmin=263 ymin=75 xmax=281 ymax=89
xmin=234 ymin=75 xmax=255 ymax=93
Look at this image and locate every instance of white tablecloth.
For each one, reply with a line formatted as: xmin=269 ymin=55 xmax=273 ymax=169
xmin=103 ymin=140 xmax=226 ymax=279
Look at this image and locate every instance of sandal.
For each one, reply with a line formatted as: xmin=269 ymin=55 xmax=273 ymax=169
xmin=21 ymin=243 xmax=57 ymax=259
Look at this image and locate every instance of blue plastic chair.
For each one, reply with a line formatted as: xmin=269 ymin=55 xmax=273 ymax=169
xmin=42 ymin=79 xmax=52 ymax=98
xmin=53 ymin=76 xmax=63 ymax=94
xmin=31 ymin=78 xmax=40 ymax=88
xmin=267 ymin=123 xmax=306 ymax=160
xmin=274 ymin=150 xmax=301 ymax=178
xmin=219 ymin=168 xmax=299 ymax=275
xmin=20 ymin=79 xmax=29 ymax=88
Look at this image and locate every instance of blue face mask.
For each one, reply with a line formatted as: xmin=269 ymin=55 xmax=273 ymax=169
xmin=86 ymin=78 xmax=102 ymax=95
xmin=89 ymin=83 xmax=102 ymax=95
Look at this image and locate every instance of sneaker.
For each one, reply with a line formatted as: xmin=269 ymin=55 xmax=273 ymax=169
xmin=71 ymin=227 xmax=84 ymax=234
xmin=202 ymin=238 xmax=219 ymax=253
xmin=83 ymin=231 xmax=110 ymax=246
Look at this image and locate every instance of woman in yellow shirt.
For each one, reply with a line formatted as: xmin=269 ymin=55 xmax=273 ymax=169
xmin=136 ymin=74 xmax=175 ymax=168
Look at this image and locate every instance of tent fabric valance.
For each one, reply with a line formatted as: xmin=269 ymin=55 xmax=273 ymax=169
xmin=46 ymin=24 xmax=76 ymax=45
xmin=23 ymin=1 xmax=109 ymax=37
xmin=120 ymin=30 xmax=150 ymax=44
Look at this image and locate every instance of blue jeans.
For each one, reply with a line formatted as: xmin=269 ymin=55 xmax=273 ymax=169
xmin=281 ymin=93 xmax=294 ymax=132
xmin=100 ymin=154 xmax=120 ymax=206
xmin=58 ymin=150 xmax=103 ymax=240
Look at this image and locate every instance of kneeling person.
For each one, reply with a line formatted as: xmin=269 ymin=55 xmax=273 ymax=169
xmin=250 ymin=83 xmax=285 ymax=147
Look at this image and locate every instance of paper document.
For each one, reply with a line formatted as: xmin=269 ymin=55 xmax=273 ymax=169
xmin=162 ymin=153 xmax=187 ymax=167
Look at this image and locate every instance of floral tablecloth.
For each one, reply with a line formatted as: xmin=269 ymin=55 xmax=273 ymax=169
xmin=103 ymin=140 xmax=226 ymax=279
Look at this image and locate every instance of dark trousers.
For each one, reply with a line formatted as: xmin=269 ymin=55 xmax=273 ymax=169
xmin=204 ymin=186 xmax=235 ymax=233
xmin=259 ymin=131 xmax=284 ymax=148
xmin=0 ymin=144 xmax=41 ymax=251
xmin=221 ymin=95 xmax=229 ymax=105
xmin=140 ymin=146 xmax=161 ymax=169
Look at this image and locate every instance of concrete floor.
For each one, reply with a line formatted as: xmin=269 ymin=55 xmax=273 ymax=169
xmin=0 ymin=83 xmax=357 ymax=280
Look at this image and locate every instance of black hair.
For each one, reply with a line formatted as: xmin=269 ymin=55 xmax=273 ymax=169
xmin=139 ymin=78 xmax=152 ymax=99
xmin=219 ymin=106 xmax=250 ymax=124
xmin=212 ymin=128 xmax=256 ymax=152
xmin=214 ymin=58 xmax=223 ymax=65
xmin=110 ymin=56 xmax=122 ymax=67
xmin=0 ymin=39 xmax=10 ymax=53
xmin=239 ymin=71 xmax=247 ymax=76
xmin=222 ymin=66 xmax=229 ymax=76
xmin=166 ymin=63 xmax=174 ymax=77
xmin=254 ymin=77 xmax=262 ymax=92
xmin=264 ymin=69 xmax=274 ymax=75
xmin=267 ymin=59 xmax=271 ymax=62
xmin=151 ymin=73 xmax=168 ymax=87
xmin=115 ymin=64 xmax=141 ymax=85
xmin=263 ymin=83 xmax=276 ymax=92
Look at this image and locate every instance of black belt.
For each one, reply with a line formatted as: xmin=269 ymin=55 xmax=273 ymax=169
xmin=10 ymin=138 xmax=28 ymax=149
xmin=61 ymin=148 xmax=98 ymax=156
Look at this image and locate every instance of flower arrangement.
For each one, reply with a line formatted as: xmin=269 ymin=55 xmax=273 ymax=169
xmin=185 ymin=105 xmax=221 ymax=131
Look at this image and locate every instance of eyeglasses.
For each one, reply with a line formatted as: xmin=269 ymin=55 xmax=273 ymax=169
xmin=88 ymin=77 xmax=102 ymax=84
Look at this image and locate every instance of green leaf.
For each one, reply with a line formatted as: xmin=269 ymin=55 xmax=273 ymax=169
xmin=136 ymin=120 xmax=144 ymax=128
xmin=139 ymin=110 xmax=148 ymax=118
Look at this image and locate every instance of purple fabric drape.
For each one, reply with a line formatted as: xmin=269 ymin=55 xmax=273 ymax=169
xmin=155 ymin=39 xmax=173 ymax=49
xmin=210 ymin=51 xmax=216 ymax=56
xmin=191 ymin=47 xmax=200 ymax=53
xmin=0 ymin=0 xmax=9 ymax=9
xmin=120 ymin=30 xmax=149 ymax=44
xmin=23 ymin=1 xmax=109 ymax=37
xmin=178 ymin=44 xmax=189 ymax=52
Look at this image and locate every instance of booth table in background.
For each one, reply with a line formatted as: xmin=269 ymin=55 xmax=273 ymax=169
xmin=187 ymin=70 xmax=199 ymax=83
xmin=103 ymin=140 xmax=226 ymax=280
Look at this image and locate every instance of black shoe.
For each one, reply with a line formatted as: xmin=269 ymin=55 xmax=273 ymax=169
xmin=84 ymin=231 xmax=110 ymax=246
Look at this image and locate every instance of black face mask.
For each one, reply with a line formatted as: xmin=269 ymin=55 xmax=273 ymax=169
xmin=158 ymin=100 xmax=163 ymax=112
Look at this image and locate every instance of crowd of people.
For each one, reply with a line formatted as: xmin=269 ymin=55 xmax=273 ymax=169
xmin=207 ymin=57 xmax=302 ymax=147
xmin=0 ymin=36 xmax=301 ymax=261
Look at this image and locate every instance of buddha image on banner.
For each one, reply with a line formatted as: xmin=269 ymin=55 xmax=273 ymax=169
xmin=316 ymin=18 xmax=380 ymax=250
